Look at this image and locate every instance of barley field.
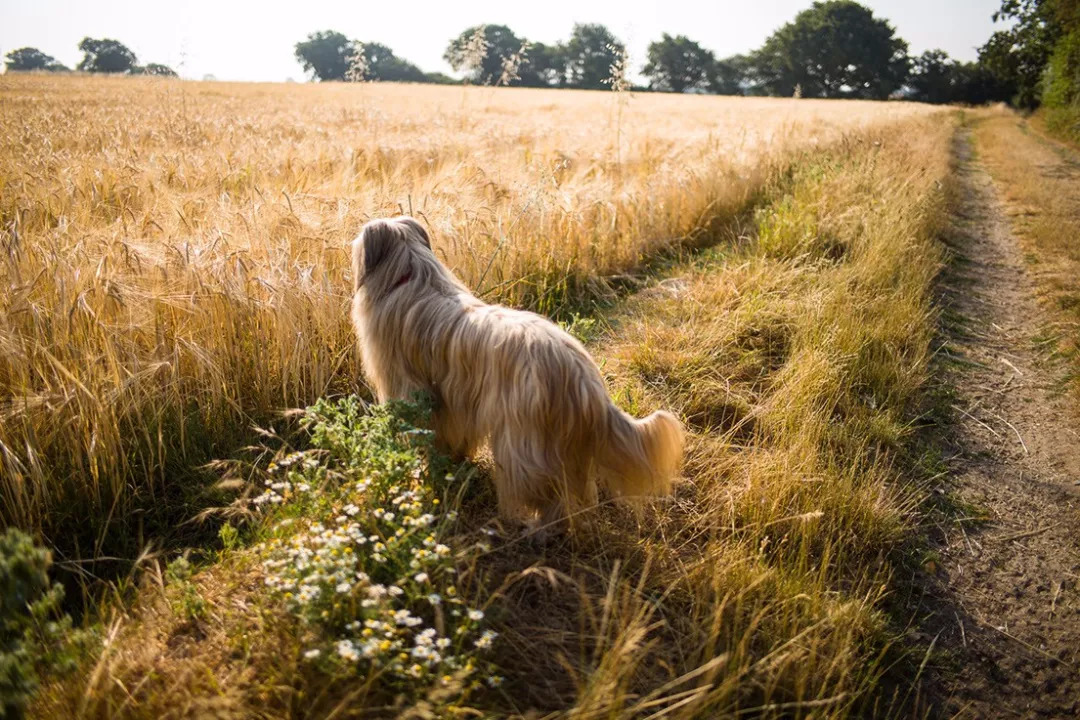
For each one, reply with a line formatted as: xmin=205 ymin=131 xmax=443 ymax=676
xmin=2 ymin=74 xmax=956 ymax=717
xmin=0 ymin=74 xmax=938 ymax=557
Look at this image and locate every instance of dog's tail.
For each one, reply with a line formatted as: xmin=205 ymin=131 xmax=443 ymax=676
xmin=597 ymin=404 xmax=684 ymax=497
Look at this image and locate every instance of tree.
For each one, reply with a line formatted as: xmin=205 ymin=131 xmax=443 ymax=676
xmin=355 ymin=42 xmax=426 ymax=82
xmin=77 ymin=38 xmax=137 ymax=73
xmin=978 ymin=12 xmax=1054 ymax=107
xmin=294 ymin=33 xmax=429 ymax=83
xmin=444 ymin=25 xmax=529 ymax=85
xmin=953 ymin=61 xmax=1016 ymax=104
xmin=643 ymin=34 xmax=715 ymax=93
xmin=909 ymin=50 xmax=961 ymax=103
xmin=709 ymin=55 xmax=752 ymax=95
xmin=564 ymin=23 xmax=625 ymax=89
xmin=4 ymin=47 xmax=64 ymax=72
xmin=1041 ymin=0 xmax=1080 ymax=112
xmin=294 ymin=30 xmax=353 ymax=81
xmin=752 ymin=1 xmax=909 ymax=99
xmin=131 ymin=63 xmax=178 ymax=77
xmin=524 ymin=42 xmax=567 ymax=87
xmin=978 ymin=0 xmax=1073 ymax=108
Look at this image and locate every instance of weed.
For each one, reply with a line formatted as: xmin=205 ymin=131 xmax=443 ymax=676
xmin=1 ymin=530 xmax=92 ymax=719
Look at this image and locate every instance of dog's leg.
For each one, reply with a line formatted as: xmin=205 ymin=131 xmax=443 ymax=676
xmin=525 ymin=460 xmax=575 ymax=539
xmin=432 ymin=398 xmax=472 ymax=463
xmin=381 ymin=377 xmax=426 ymax=404
xmin=536 ymin=467 xmax=596 ymax=538
xmin=490 ymin=433 xmax=541 ymax=525
xmin=496 ymin=429 xmax=600 ymax=538
xmin=535 ymin=495 xmax=568 ymax=538
xmin=492 ymin=460 xmax=529 ymax=524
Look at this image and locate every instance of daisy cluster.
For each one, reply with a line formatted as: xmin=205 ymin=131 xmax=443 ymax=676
xmin=251 ymin=450 xmax=321 ymax=506
xmin=253 ymin=396 xmax=501 ymax=690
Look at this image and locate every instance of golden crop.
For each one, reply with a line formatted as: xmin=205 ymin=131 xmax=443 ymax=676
xmin=5 ymin=74 xmax=959 ymax=718
xmin=0 ymin=73 xmax=937 ymax=567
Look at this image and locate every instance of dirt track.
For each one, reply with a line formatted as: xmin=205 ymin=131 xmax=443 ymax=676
xmin=920 ymin=131 xmax=1080 ymax=718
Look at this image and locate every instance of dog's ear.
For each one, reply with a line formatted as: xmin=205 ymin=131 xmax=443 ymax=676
xmin=353 ymin=220 xmax=397 ymax=293
xmin=397 ymin=217 xmax=432 ymax=250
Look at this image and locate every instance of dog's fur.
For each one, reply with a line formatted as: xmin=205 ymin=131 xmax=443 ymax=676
xmin=350 ymin=216 xmax=683 ymax=527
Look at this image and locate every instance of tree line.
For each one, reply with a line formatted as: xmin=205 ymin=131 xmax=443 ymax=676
xmin=288 ymin=6 xmax=964 ymax=101
xmin=5 ymin=0 xmax=1077 ymax=115
xmin=293 ymin=24 xmax=627 ymax=90
xmin=293 ymin=0 xmax=1078 ymax=109
xmin=4 ymin=38 xmax=176 ymax=76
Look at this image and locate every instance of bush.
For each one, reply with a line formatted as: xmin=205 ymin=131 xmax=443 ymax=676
xmin=252 ymin=395 xmax=502 ymax=696
xmin=1 ymin=529 xmax=87 ymax=719
xmin=1043 ymin=28 xmax=1080 ymax=142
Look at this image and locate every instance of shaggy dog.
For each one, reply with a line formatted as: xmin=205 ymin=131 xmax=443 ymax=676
xmin=350 ymin=216 xmax=683 ymax=529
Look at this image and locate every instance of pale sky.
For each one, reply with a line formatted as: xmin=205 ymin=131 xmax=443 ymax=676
xmin=1 ymin=0 xmax=1005 ymax=83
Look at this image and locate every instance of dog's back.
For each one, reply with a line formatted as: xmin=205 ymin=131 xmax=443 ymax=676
xmin=441 ymin=300 xmax=683 ymax=515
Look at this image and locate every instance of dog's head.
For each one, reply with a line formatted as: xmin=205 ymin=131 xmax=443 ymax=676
xmin=351 ymin=216 xmax=433 ymax=297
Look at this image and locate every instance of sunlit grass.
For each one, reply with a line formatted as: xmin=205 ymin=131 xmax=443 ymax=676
xmin=29 ymin=103 xmax=957 ymax=717
xmin=0 ymin=74 xmax=940 ymax=569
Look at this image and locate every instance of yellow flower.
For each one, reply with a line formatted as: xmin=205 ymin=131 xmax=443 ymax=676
xmin=379 ymin=640 xmax=392 ymax=651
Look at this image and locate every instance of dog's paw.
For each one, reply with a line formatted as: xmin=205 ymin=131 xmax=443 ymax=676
xmin=523 ymin=518 xmax=567 ymax=548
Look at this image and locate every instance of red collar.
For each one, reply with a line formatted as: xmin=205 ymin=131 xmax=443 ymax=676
xmin=391 ymin=269 xmax=413 ymax=291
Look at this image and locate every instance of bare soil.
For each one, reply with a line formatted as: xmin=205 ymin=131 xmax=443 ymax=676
xmin=918 ymin=132 xmax=1080 ymax=718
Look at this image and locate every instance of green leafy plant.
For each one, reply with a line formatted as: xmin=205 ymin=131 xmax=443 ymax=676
xmin=165 ymin=555 xmax=207 ymax=621
xmin=1 ymin=529 xmax=89 ymax=719
xmin=218 ymin=522 xmax=240 ymax=553
xmin=254 ymin=395 xmax=501 ymax=693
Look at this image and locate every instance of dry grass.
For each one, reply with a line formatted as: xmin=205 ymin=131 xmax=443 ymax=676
xmin=971 ymin=108 xmax=1080 ymax=400
xmin=552 ymin=119 xmax=954 ymax=717
xmin=23 ymin=77 xmax=957 ymax=716
xmin=0 ymin=74 xmax=940 ymax=570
